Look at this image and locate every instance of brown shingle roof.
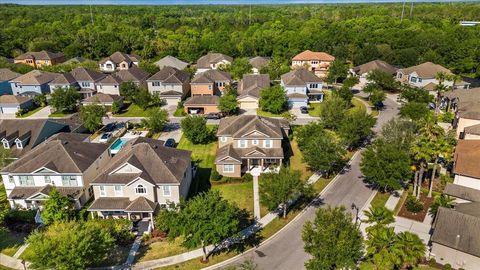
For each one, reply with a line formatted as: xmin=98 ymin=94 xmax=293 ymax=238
xmin=98 ymin=74 xmax=122 ymax=85
xmin=0 ymin=95 xmax=32 ymax=104
xmin=464 ymin=124 xmax=480 ymax=136
xmin=217 ymin=115 xmax=289 ymax=138
xmin=281 ymin=68 xmax=322 ymax=86
xmin=191 ymin=70 xmax=231 ymax=84
xmin=49 ymin=73 xmax=77 ymax=85
xmin=432 ymin=204 xmax=480 ymax=257
xmin=399 ymin=62 xmax=452 ymax=78
xmin=99 ymin=51 xmax=140 ymax=65
xmin=15 ymin=50 xmax=64 ymax=61
xmin=197 ymin=53 xmax=233 ymax=69
xmin=352 ymin=60 xmax=397 ymax=75
xmin=114 ymin=66 xmax=149 ymax=82
xmin=1 ymin=132 xmax=108 ymax=173
xmin=249 ymin=57 xmax=271 ymax=69
xmin=88 ymin=197 xmax=131 ymax=211
xmin=91 ymin=137 xmax=190 ymax=185
xmin=238 ymin=74 xmax=270 ymax=99
xmin=147 ymin=66 xmax=190 ymax=84
xmin=454 ymin=140 xmax=480 ymax=179
xmin=124 ymin=197 xmax=157 ymax=212
xmin=11 ymin=70 xmax=59 ymax=85
xmin=184 ymin=95 xmax=219 ymax=106
xmin=8 ymin=185 xmax=83 ymax=200
xmin=292 ymin=50 xmax=335 ymax=61
xmin=70 ymin=67 xmax=105 ymax=82
xmin=84 ymin=93 xmax=123 ymax=104
xmin=0 ymin=68 xmax=21 ymax=82
xmin=215 ymin=144 xmax=284 ymax=164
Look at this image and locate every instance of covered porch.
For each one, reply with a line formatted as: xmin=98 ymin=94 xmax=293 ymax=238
xmin=243 ymin=158 xmax=282 ymax=174
xmin=308 ymin=90 xmax=324 ymax=103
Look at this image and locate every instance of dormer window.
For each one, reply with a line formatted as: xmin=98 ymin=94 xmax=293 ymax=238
xmin=2 ymin=139 xmax=10 ymax=149
xmin=252 ymin=139 xmax=259 ymax=146
xmin=238 ymin=139 xmax=247 ymax=148
xmin=135 ymin=184 xmax=147 ymax=194
xmin=15 ymin=139 xmax=22 ymax=149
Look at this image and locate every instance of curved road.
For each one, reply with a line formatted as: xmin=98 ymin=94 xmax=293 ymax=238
xmin=216 ymin=96 xmax=400 ymax=270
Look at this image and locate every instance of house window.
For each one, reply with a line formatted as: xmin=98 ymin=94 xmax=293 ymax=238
xmin=135 ymin=184 xmax=147 ymax=194
xmin=311 ymin=61 xmax=319 ymax=65
xmin=223 ymin=164 xmax=234 ymax=173
xmin=398 ymin=73 xmax=403 ymax=79
xmin=162 ymin=186 xmax=171 ymax=196
xmin=418 ymin=78 xmax=423 ymax=83
xmin=152 ymin=81 xmax=161 ymax=87
xmin=8 ymin=175 xmax=14 ymax=184
xmin=310 ymin=84 xmax=319 ymax=89
xmin=410 ymin=77 xmax=417 ymax=83
xmin=15 ymin=140 xmax=22 ymax=149
xmin=220 ymin=137 xmax=227 ymax=142
xmin=81 ymin=82 xmax=90 ymax=88
xmin=252 ymin=139 xmax=258 ymax=145
xmin=100 ymin=186 xmax=106 ymax=196
xmin=208 ymin=85 xmax=212 ymax=90
xmin=238 ymin=139 xmax=247 ymax=148
xmin=264 ymin=139 xmax=272 ymax=148
xmin=114 ymin=185 xmax=122 ymax=196
xmin=61 ymin=175 xmax=77 ymax=186
xmin=44 ymin=176 xmax=51 ymax=184
xmin=18 ymin=175 xmax=34 ymax=186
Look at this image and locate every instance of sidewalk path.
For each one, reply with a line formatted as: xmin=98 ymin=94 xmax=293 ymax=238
xmin=0 ymin=253 xmax=28 ymax=270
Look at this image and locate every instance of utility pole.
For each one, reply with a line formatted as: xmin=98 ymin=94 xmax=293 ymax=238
xmin=249 ymin=4 xmax=252 ymax=26
xmin=90 ymin=4 xmax=94 ymax=25
xmin=409 ymin=1 xmax=414 ymax=19
xmin=400 ymin=0 xmax=406 ymax=22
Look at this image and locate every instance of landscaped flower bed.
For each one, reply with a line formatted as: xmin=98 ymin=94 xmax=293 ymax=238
xmin=397 ymin=193 xmax=434 ymax=222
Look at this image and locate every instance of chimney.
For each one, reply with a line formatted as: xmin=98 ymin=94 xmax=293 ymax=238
xmin=455 ymin=234 xmax=461 ymax=249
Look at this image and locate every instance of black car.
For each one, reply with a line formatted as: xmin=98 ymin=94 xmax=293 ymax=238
xmin=205 ymin=113 xmax=221 ymax=119
xmin=103 ymin=122 xmax=117 ymax=132
xmin=300 ymin=106 xmax=309 ymax=114
xmin=164 ymin=138 xmax=176 ymax=148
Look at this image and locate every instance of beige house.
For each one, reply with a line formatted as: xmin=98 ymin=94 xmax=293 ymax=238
xmin=249 ymin=57 xmax=270 ymax=75
xmin=351 ymin=59 xmax=397 ymax=85
xmin=196 ymin=53 xmax=232 ymax=73
xmin=444 ymin=88 xmax=480 ymax=138
xmin=237 ymin=74 xmax=270 ymax=110
xmin=291 ymin=50 xmax=335 ymax=78
xmin=14 ymin=50 xmax=65 ymax=68
xmin=99 ymin=51 xmax=141 ymax=73
xmin=215 ymin=115 xmax=289 ymax=178
xmin=88 ymin=137 xmax=192 ymax=229
xmin=82 ymin=93 xmax=123 ymax=109
xmin=1 ymin=133 xmax=109 ymax=210
xmin=147 ymin=66 xmax=190 ymax=106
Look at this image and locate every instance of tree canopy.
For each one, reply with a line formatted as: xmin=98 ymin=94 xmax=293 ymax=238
xmin=41 ymin=187 xmax=76 ymax=225
xmin=320 ymin=93 xmax=349 ymax=130
xmin=80 ymin=104 xmax=106 ymax=132
xmin=49 ymin=87 xmax=80 ymax=113
xmin=142 ymin=107 xmax=169 ymax=133
xmin=180 ymin=115 xmax=212 ymax=144
xmin=259 ymin=85 xmax=288 ymax=114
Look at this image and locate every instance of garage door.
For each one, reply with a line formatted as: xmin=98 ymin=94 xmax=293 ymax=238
xmin=0 ymin=106 xmax=18 ymax=114
xmin=288 ymin=100 xmax=307 ymax=108
xmin=164 ymin=97 xmax=181 ymax=106
xmin=239 ymin=101 xmax=258 ymax=110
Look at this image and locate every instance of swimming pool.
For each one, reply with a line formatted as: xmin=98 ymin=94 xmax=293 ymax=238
xmin=110 ymin=138 xmax=129 ymax=155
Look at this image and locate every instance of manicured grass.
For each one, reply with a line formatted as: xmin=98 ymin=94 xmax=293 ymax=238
xmin=136 ymin=237 xmax=191 ymax=263
xmin=115 ymin=103 xmax=155 ymax=117
xmin=156 ymin=251 xmax=239 ymax=270
xmin=370 ymin=192 xmax=391 ymax=209
xmin=18 ymin=106 xmax=45 ymax=118
xmin=256 ymin=108 xmax=284 ymax=118
xmin=212 ymin=181 xmax=268 ymax=217
xmin=0 ymin=228 xmax=25 ymax=257
xmin=100 ymin=244 xmax=131 ymax=266
xmin=48 ymin=111 xmax=71 ymax=118
xmin=288 ymin=139 xmax=313 ymax=181
xmin=308 ymin=103 xmax=322 ymax=117
xmin=351 ymin=97 xmax=367 ymax=112
xmin=173 ymin=107 xmax=186 ymax=117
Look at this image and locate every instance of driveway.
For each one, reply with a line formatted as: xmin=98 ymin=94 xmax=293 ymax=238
xmin=27 ymin=106 xmax=52 ymax=118
xmin=215 ymin=95 xmax=400 ymax=270
xmin=0 ymin=113 xmax=16 ymax=119
xmin=158 ymin=123 xmax=183 ymax=143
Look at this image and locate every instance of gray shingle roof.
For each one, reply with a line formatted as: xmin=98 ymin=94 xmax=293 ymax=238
xmin=238 ymin=74 xmax=270 ymax=99
xmin=15 ymin=50 xmax=64 ymax=61
xmin=1 ymin=132 xmax=108 ymax=173
xmin=49 ymin=73 xmax=77 ymax=85
xmin=352 ymin=59 xmax=397 ymax=75
xmin=148 ymin=66 xmax=189 ymax=84
xmin=281 ymin=68 xmax=322 ymax=86
xmin=399 ymin=62 xmax=452 ymax=78
xmin=124 ymin=196 xmax=157 ymax=212
xmin=432 ymin=204 xmax=480 ymax=257
xmin=0 ymin=68 xmax=21 ymax=82
xmin=83 ymin=93 xmax=123 ymax=103
xmin=8 ymin=185 xmax=83 ymax=200
xmin=215 ymin=144 xmax=284 ymax=164
xmin=114 ymin=66 xmax=149 ymax=82
xmin=91 ymin=137 xmax=190 ymax=185
xmin=99 ymin=51 xmax=140 ymax=65
xmin=444 ymin=183 xmax=480 ymax=202
xmin=0 ymin=95 xmax=32 ymax=104
xmin=88 ymin=197 xmax=131 ymax=211
xmin=70 ymin=67 xmax=106 ymax=82
xmin=191 ymin=69 xmax=231 ymax=84
xmin=464 ymin=124 xmax=480 ymax=136
xmin=11 ymin=70 xmax=59 ymax=85
xmin=154 ymin=55 xmax=189 ymax=70
xmin=217 ymin=115 xmax=289 ymax=138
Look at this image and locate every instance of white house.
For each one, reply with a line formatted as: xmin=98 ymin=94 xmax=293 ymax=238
xmin=351 ymin=59 xmax=397 ymax=85
xmin=146 ymin=66 xmax=190 ymax=106
xmin=196 ymin=53 xmax=232 ymax=74
xmin=396 ymin=62 xmax=468 ymax=91
xmin=99 ymin=52 xmax=141 ymax=73
xmin=280 ymin=68 xmax=324 ymax=108
xmin=0 ymin=95 xmax=33 ymax=115
xmin=1 ymin=133 xmax=110 ymax=210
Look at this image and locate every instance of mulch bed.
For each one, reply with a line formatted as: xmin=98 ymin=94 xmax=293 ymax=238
xmin=397 ymin=193 xmax=434 ymax=222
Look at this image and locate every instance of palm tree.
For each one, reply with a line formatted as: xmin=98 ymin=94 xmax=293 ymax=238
xmin=363 ymin=206 xmax=395 ymax=232
xmin=429 ymin=194 xmax=455 ymax=218
xmin=434 ymin=72 xmax=461 ymax=114
xmin=393 ymin=232 xmax=426 ymax=269
xmin=365 ymin=226 xmax=396 ymax=256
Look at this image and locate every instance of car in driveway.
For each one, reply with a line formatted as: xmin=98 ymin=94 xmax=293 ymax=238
xmin=300 ymin=106 xmax=309 ymax=114
xmin=164 ymin=138 xmax=176 ymax=148
xmin=205 ymin=112 xmax=221 ymax=120
xmin=103 ymin=122 xmax=117 ymax=132
xmin=99 ymin=132 xmax=112 ymax=143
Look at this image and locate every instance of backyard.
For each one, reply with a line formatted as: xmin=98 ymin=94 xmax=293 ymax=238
xmin=308 ymin=96 xmax=368 ymax=117
xmin=114 ymin=103 xmax=156 ymax=117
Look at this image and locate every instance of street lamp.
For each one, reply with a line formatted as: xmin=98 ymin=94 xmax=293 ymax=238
xmin=351 ymin=203 xmax=359 ymax=226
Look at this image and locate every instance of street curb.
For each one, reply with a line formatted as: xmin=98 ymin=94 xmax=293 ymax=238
xmin=201 ymin=149 xmax=363 ymax=270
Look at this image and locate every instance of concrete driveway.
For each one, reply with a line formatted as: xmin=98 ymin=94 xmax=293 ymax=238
xmin=0 ymin=113 xmax=16 ymax=119
xmin=158 ymin=123 xmax=183 ymax=144
xmin=27 ymin=106 xmax=52 ymax=118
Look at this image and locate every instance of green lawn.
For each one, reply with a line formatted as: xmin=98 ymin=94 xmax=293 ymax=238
xmin=136 ymin=237 xmax=191 ymax=263
xmin=213 ymin=181 xmax=268 ymax=217
xmin=173 ymin=107 xmax=186 ymax=117
xmin=288 ymin=139 xmax=313 ymax=181
xmin=370 ymin=192 xmax=391 ymax=209
xmin=48 ymin=111 xmax=72 ymax=118
xmin=18 ymin=106 xmax=45 ymax=118
xmin=115 ymin=103 xmax=155 ymax=117
xmin=309 ymin=96 xmax=368 ymax=118
xmin=256 ymin=109 xmax=284 ymax=118
xmin=0 ymin=228 xmax=26 ymax=257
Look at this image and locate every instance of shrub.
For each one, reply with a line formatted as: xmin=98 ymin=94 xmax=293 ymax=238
xmin=443 ymin=263 xmax=452 ymax=270
xmin=429 ymin=258 xmax=436 ymax=266
xmin=4 ymin=209 xmax=36 ymax=225
xmin=406 ymin=196 xmax=424 ymax=213
xmin=210 ymin=169 xmax=222 ymax=181
xmin=439 ymin=111 xmax=454 ymax=123
xmin=151 ymin=229 xmax=167 ymax=239
xmin=90 ymin=218 xmax=135 ymax=246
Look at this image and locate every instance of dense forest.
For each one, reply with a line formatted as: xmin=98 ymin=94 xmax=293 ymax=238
xmin=0 ymin=3 xmax=479 ymax=77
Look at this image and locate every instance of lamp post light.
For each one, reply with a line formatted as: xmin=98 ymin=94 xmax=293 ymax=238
xmin=351 ymin=203 xmax=360 ymax=227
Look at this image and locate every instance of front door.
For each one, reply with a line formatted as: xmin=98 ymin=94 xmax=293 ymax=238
xmin=251 ymin=159 xmax=260 ymax=166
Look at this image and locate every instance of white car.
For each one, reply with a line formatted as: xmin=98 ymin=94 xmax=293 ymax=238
xmin=99 ymin=132 xmax=112 ymax=143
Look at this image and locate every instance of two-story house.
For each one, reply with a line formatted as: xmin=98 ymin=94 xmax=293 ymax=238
xmin=281 ymin=68 xmax=324 ymax=108
xmin=49 ymin=68 xmax=106 ymax=98
xmin=10 ymin=70 xmax=60 ymax=96
xmin=215 ymin=115 xmax=290 ymax=178
xmin=87 ymin=137 xmax=192 ymax=229
xmin=147 ymin=67 xmax=190 ymax=106
xmin=14 ymin=50 xmax=65 ymax=68
xmin=0 ymin=68 xmax=21 ymax=95
xmin=291 ymin=50 xmax=335 ymax=78
xmin=196 ymin=53 xmax=232 ymax=74
xmin=351 ymin=59 xmax=397 ymax=85
xmin=48 ymin=73 xmax=78 ymax=92
xmin=237 ymin=74 xmax=270 ymax=110
xmin=249 ymin=57 xmax=271 ymax=75
xmin=99 ymin=51 xmax=141 ymax=73
xmin=443 ymin=88 xmax=480 ymax=138
xmin=154 ymin=55 xmax=189 ymax=70
xmin=1 ymin=133 xmax=110 ymax=210
xmin=184 ymin=69 xmax=231 ymax=114
xmin=396 ymin=62 xmax=470 ymax=91
xmin=114 ymin=66 xmax=150 ymax=87
xmin=97 ymin=74 xmax=123 ymax=96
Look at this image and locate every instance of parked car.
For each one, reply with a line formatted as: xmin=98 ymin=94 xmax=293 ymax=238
xmin=103 ymin=122 xmax=117 ymax=132
xmin=164 ymin=138 xmax=176 ymax=148
xmin=300 ymin=106 xmax=308 ymax=114
xmin=205 ymin=112 xmax=221 ymax=119
xmin=99 ymin=132 xmax=112 ymax=143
